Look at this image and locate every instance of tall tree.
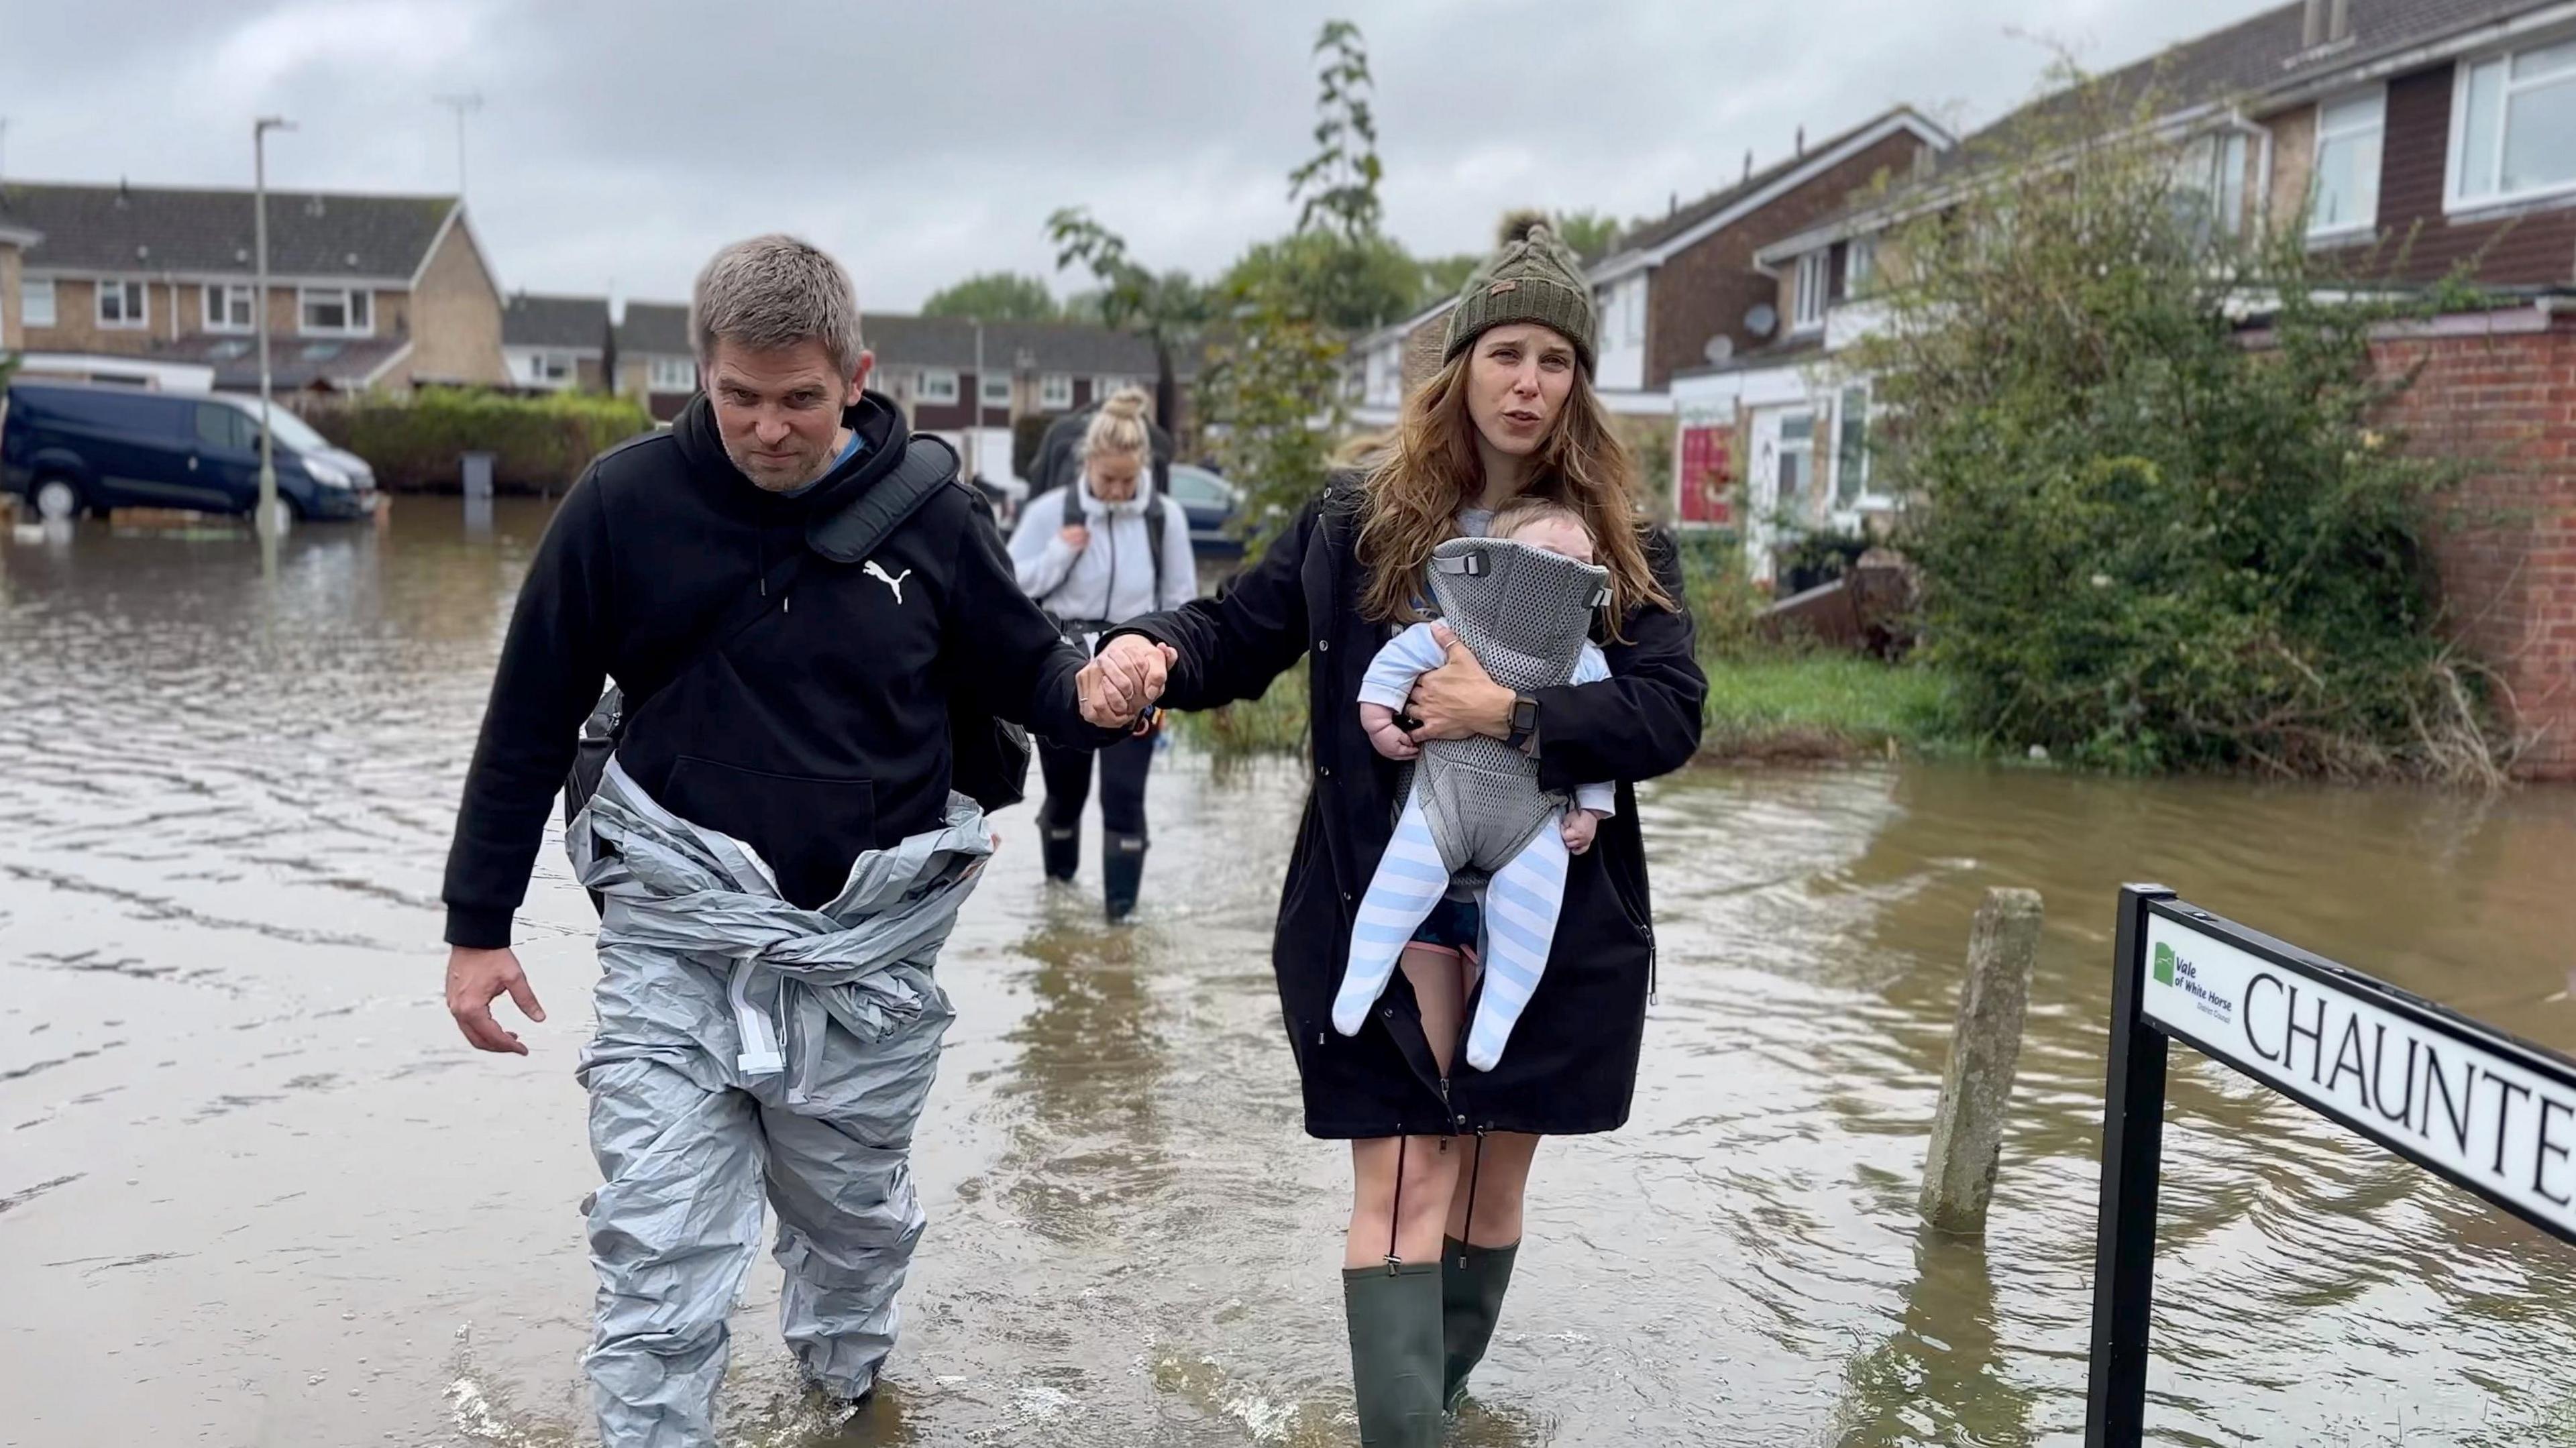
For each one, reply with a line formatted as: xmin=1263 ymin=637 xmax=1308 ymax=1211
xmin=922 ymin=272 xmax=1060 ymax=322
xmin=1286 ymin=19 xmax=1383 ymax=243
xmin=1046 ymin=211 xmax=1210 ymax=438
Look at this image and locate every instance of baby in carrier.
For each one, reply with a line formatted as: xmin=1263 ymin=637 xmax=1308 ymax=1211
xmin=1334 ymin=498 xmax=1615 ymax=1072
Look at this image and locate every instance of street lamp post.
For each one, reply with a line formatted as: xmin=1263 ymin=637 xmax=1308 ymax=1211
xmin=253 ymin=115 xmax=293 ymax=537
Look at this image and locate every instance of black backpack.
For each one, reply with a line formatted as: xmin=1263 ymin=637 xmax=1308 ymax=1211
xmin=563 ymin=435 xmax=1032 ymax=865
xmin=1046 ymin=488 xmax=1169 ymax=628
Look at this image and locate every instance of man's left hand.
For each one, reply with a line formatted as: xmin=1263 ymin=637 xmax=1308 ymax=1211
xmin=1404 ymin=624 xmax=1515 ymax=741
xmin=1078 ymin=636 xmax=1176 ymax=728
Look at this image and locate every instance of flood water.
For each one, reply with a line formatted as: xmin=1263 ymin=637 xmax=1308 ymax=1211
xmin=3 ymin=499 xmax=2574 ymax=1448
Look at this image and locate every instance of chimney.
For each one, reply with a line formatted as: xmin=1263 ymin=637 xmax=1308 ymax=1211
xmin=1668 ymin=190 xmax=1678 ymax=217
xmin=1794 ymin=125 xmax=1806 ymax=156
xmin=115 ymin=176 xmax=131 ymax=207
xmin=1741 ymin=149 xmax=1754 ymax=182
xmin=2302 ymin=0 xmax=2351 ymax=46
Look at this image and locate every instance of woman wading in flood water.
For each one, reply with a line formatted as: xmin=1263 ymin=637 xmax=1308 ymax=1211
xmin=1095 ymin=219 xmax=1704 ymax=1443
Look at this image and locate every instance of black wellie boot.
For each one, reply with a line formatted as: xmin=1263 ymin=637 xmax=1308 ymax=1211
xmin=1342 ymin=1261 xmax=1444 ymax=1447
xmin=1103 ymin=831 xmax=1147 ymax=921
xmin=1039 ymin=816 xmax=1079 ymax=883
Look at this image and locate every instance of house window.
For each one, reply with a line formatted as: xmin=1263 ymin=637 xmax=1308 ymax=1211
xmin=2173 ymin=131 xmax=2253 ymax=237
xmin=1792 ymin=251 xmax=1829 ymax=331
xmin=1040 ymin=374 xmax=1073 ymax=409
xmin=521 ymin=351 xmax=574 ymax=385
xmin=2450 ymin=37 xmax=2576 ymax=209
xmin=1094 ymin=374 xmax=1130 ymax=399
xmin=1777 ymin=411 xmax=1814 ymax=511
xmin=980 ymin=373 xmax=1012 ymax=408
xmin=97 ymin=278 xmax=148 ymax=329
xmin=918 ymin=370 xmax=960 ymax=404
xmin=1834 ymin=386 xmax=1872 ymax=508
xmin=205 ymin=283 xmax=257 ymax=332
xmin=647 ymin=355 xmax=696 ymax=392
xmin=2310 ymin=89 xmax=2386 ymax=236
xmin=1846 ymin=237 xmax=1877 ymax=294
xmin=21 ymin=276 xmax=55 ymax=328
xmin=1624 ymin=278 xmax=1646 ymax=347
xmin=299 ymin=286 xmax=372 ymax=335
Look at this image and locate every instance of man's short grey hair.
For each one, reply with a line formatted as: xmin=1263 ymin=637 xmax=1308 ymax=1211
xmin=691 ymin=234 xmax=865 ymax=376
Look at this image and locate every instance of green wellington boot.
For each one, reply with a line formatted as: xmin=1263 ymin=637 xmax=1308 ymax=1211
xmin=1342 ymin=1261 xmax=1445 ymax=1447
xmin=1441 ymin=1236 xmax=1519 ymax=1411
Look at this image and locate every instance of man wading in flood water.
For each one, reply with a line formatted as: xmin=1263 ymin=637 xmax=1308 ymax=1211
xmin=436 ymin=235 xmax=1169 ymax=1445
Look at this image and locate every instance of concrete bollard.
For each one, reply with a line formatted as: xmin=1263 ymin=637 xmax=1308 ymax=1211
xmin=1919 ymin=887 xmax=2045 ymax=1237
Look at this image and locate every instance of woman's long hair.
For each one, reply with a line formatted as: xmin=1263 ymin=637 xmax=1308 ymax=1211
xmin=1354 ymin=348 xmax=1674 ymax=634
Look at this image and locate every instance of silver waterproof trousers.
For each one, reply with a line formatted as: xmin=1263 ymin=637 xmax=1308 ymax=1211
xmin=566 ymin=757 xmax=993 ymax=1448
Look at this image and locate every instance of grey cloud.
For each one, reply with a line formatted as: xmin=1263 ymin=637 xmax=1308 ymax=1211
xmin=1 ymin=0 xmax=2267 ymax=310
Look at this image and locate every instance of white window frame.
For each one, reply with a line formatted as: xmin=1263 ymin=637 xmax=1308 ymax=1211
xmin=647 ymin=355 xmax=696 ymax=392
xmin=297 ymin=286 xmax=372 ymax=337
xmin=1094 ymin=374 xmax=1130 ymax=400
xmin=918 ymin=369 xmax=960 ymax=404
xmin=1792 ymin=251 xmax=1829 ymax=331
xmin=519 ymin=350 xmax=574 ymax=386
xmin=96 ymin=278 xmax=149 ymax=329
xmin=979 ymin=372 xmax=1012 ymax=408
xmin=22 ymin=276 xmax=56 ymax=329
xmin=1040 ymin=373 xmax=1073 ymax=409
xmin=1833 ymin=383 xmax=1878 ymax=511
xmin=2447 ymin=37 xmax=2576 ymax=214
xmin=204 ymin=282 xmax=258 ymax=333
xmin=2309 ymin=87 xmax=2387 ymax=239
xmin=1845 ymin=236 xmax=1877 ymax=294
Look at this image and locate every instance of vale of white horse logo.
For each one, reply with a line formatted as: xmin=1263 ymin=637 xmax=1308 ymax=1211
xmin=863 ymin=560 xmax=912 ymax=604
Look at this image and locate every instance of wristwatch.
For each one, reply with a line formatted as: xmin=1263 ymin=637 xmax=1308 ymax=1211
xmin=1503 ymin=692 xmax=1540 ymax=751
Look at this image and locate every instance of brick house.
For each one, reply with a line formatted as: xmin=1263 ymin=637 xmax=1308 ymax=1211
xmin=1674 ymin=0 xmax=2576 ymax=774
xmin=612 ymin=300 xmax=698 ymax=421
xmin=0 ymin=180 xmax=508 ymax=393
xmin=1346 ymin=107 xmax=1952 ymax=437
xmin=0 ymin=221 xmax=37 ymax=352
xmin=863 ymin=315 xmax=1176 ymax=484
xmin=501 ymin=293 xmax=610 ymax=393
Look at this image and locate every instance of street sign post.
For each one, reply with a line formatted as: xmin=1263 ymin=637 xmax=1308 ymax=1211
xmin=2086 ymin=885 xmax=2576 ymax=1447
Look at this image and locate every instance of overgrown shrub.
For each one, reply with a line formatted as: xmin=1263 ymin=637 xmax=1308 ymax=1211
xmin=1852 ymin=70 xmax=2502 ymax=784
xmin=310 ymin=388 xmax=653 ymax=494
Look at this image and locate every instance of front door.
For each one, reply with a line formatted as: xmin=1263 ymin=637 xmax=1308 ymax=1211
xmin=1746 ymin=405 xmax=1815 ymax=584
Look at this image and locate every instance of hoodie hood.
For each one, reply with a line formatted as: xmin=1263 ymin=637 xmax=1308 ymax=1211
xmin=671 ymin=388 xmax=908 ymax=520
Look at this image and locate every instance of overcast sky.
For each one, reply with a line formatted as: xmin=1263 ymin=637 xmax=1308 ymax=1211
xmin=2 ymin=0 xmax=2269 ymax=313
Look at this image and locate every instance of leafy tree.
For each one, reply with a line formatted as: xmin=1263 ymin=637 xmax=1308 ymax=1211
xmin=1223 ymin=229 xmax=1423 ymax=333
xmin=1549 ymin=209 xmax=1626 ymax=260
xmin=1287 ymin=19 xmax=1382 ymax=243
xmin=1417 ymin=253 xmax=1481 ymax=308
xmin=1853 ymin=66 xmax=2500 ymax=782
xmin=921 ymin=272 xmax=1059 ymax=321
xmin=1046 ymin=209 xmax=1211 ymax=430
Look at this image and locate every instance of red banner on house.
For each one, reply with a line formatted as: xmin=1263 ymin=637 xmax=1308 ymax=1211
xmin=1680 ymin=425 xmax=1733 ymax=525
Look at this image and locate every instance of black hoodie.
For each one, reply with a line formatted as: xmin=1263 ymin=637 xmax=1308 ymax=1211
xmin=440 ymin=391 xmax=1103 ymax=946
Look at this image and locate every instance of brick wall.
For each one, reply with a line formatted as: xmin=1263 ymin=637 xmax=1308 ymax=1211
xmin=1645 ymin=131 xmax=1930 ymax=390
xmin=407 ymin=223 xmax=508 ymax=385
xmin=0 ymin=244 xmax=19 ymax=351
xmin=2372 ymin=314 xmax=2576 ymax=780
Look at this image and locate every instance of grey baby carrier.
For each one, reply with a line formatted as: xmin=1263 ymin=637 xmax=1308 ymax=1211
xmin=1406 ymin=535 xmax=1610 ymax=888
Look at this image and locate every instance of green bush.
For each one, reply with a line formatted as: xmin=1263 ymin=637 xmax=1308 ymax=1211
xmin=311 ymin=388 xmax=653 ymax=494
xmin=1852 ymin=70 xmax=2501 ymax=784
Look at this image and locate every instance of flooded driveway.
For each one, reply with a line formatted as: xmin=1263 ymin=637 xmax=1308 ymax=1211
xmin=3 ymin=502 xmax=2573 ymax=1447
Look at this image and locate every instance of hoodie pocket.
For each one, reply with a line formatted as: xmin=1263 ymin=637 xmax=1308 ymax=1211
xmin=665 ymin=755 xmax=875 ymax=909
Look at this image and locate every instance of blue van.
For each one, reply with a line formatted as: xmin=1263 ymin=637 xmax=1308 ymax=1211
xmin=1 ymin=381 xmax=377 ymax=522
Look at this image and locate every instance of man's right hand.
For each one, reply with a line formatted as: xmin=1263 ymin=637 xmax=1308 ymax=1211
xmin=1059 ymin=524 xmax=1091 ymax=551
xmin=446 ymin=945 xmax=547 ymax=1055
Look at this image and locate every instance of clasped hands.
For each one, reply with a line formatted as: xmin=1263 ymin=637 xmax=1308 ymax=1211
xmin=1077 ymin=633 xmax=1179 ymax=730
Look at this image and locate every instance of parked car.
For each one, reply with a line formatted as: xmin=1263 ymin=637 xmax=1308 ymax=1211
xmin=1165 ymin=463 xmax=1243 ymax=559
xmin=1 ymin=381 xmax=378 ymax=523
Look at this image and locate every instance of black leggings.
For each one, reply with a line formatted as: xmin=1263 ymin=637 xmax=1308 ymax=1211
xmin=1036 ymin=730 xmax=1157 ymax=837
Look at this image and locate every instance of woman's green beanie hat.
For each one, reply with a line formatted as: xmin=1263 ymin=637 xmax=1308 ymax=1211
xmin=1441 ymin=213 xmax=1597 ymax=375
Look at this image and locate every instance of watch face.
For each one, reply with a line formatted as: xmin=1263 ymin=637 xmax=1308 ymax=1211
xmin=1512 ymin=698 xmax=1538 ymax=730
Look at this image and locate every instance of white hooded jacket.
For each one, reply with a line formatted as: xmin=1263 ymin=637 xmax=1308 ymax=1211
xmin=1006 ymin=466 xmax=1199 ymax=623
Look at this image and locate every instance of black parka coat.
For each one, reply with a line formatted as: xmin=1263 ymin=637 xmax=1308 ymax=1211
xmin=1112 ymin=482 xmax=1705 ymax=1138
